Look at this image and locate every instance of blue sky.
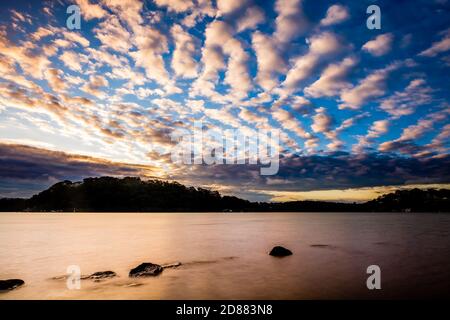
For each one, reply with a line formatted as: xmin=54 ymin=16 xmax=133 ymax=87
xmin=0 ymin=0 xmax=449 ymax=201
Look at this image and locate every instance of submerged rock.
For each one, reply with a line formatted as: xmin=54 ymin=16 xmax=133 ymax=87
xmin=129 ymin=263 xmax=163 ymax=277
xmin=162 ymin=262 xmax=182 ymax=269
xmin=0 ymin=279 xmax=24 ymax=291
xmin=86 ymin=271 xmax=117 ymax=280
xmin=269 ymin=246 xmax=293 ymax=257
xmin=123 ymin=282 xmax=144 ymax=288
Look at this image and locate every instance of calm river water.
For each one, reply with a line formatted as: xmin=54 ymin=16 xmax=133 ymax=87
xmin=1 ymin=212 xmax=449 ymax=299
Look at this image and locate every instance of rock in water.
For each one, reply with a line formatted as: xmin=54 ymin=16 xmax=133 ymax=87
xmin=129 ymin=263 xmax=163 ymax=277
xmin=88 ymin=271 xmax=117 ymax=280
xmin=0 ymin=279 xmax=24 ymax=291
xmin=269 ymin=246 xmax=293 ymax=257
xmin=162 ymin=262 xmax=182 ymax=269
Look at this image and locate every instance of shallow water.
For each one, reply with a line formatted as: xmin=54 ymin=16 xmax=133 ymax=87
xmin=0 ymin=212 xmax=449 ymax=299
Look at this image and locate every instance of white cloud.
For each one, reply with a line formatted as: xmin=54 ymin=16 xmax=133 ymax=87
xmin=217 ymin=0 xmax=248 ymax=15
xmin=419 ymin=28 xmax=450 ymax=57
xmin=62 ymin=30 xmax=90 ymax=47
xmin=237 ymin=6 xmax=265 ymax=32
xmin=130 ymin=25 xmax=170 ymax=85
xmin=154 ymin=0 xmax=194 ymax=12
xmin=320 ymin=4 xmax=349 ymax=26
xmin=311 ymin=107 xmax=333 ymax=133
xmin=82 ymin=75 xmax=109 ymax=98
xmin=182 ymin=0 xmax=216 ymax=27
xmin=59 ymin=51 xmax=83 ymax=72
xmin=191 ymin=21 xmax=251 ymax=100
xmin=75 ymin=0 xmax=107 ymax=20
xmin=305 ymin=56 xmax=357 ymax=98
xmin=252 ymin=31 xmax=286 ymax=91
xmin=45 ymin=68 xmax=68 ymax=93
xmin=380 ymin=79 xmax=433 ymax=117
xmin=271 ymin=107 xmax=317 ymax=151
xmin=340 ymin=63 xmax=399 ymax=109
xmin=171 ymin=24 xmax=198 ymax=78
xmin=379 ymin=108 xmax=450 ymax=155
xmin=362 ymin=33 xmax=394 ymax=57
xmin=274 ymin=0 xmax=308 ymax=43
xmin=281 ymin=32 xmax=346 ymax=95
xmin=353 ymin=119 xmax=390 ymax=153
xmin=94 ymin=16 xmax=132 ymax=53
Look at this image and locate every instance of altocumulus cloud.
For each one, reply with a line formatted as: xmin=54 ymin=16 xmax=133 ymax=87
xmin=0 ymin=0 xmax=449 ymax=200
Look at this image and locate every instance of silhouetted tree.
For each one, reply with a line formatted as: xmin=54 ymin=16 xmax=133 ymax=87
xmin=0 ymin=177 xmax=449 ymax=212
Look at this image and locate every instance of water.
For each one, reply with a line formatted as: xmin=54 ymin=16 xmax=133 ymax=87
xmin=0 ymin=212 xmax=449 ymax=299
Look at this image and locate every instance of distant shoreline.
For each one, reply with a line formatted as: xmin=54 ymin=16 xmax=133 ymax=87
xmin=1 ymin=177 xmax=449 ymax=213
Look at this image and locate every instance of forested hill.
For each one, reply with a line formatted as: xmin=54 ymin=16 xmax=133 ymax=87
xmin=0 ymin=177 xmax=449 ymax=212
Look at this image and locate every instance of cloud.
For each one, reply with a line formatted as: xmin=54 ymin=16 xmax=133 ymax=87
xmin=81 ymin=75 xmax=109 ymax=98
xmin=44 ymin=68 xmax=68 ymax=93
xmin=320 ymin=4 xmax=350 ymax=26
xmin=0 ymin=55 xmax=39 ymax=90
xmin=129 ymin=25 xmax=170 ymax=85
xmin=281 ymin=32 xmax=346 ymax=95
xmin=102 ymin=0 xmax=143 ymax=29
xmin=0 ymin=31 xmax=51 ymax=79
xmin=327 ymin=112 xmax=370 ymax=151
xmin=182 ymin=0 xmax=216 ymax=27
xmin=426 ymin=124 xmax=450 ymax=154
xmin=0 ymin=143 xmax=159 ymax=197
xmin=236 ymin=6 xmax=265 ymax=32
xmin=94 ymin=16 xmax=132 ymax=53
xmin=171 ymin=24 xmax=198 ymax=78
xmin=419 ymin=28 xmax=450 ymax=57
xmin=380 ymin=79 xmax=433 ymax=117
xmin=340 ymin=63 xmax=399 ymax=109
xmin=379 ymin=108 xmax=450 ymax=155
xmin=252 ymin=31 xmax=286 ymax=91
xmin=31 ymin=27 xmax=54 ymax=41
xmin=204 ymin=106 xmax=242 ymax=128
xmin=11 ymin=9 xmax=32 ymax=24
xmin=353 ymin=119 xmax=390 ymax=153
xmin=154 ymin=0 xmax=194 ymax=13
xmin=62 ymin=30 xmax=90 ymax=47
xmin=271 ymin=107 xmax=316 ymax=151
xmin=86 ymin=47 xmax=127 ymax=69
xmin=191 ymin=20 xmax=251 ymax=100
xmin=102 ymin=0 xmax=172 ymax=86
xmin=311 ymin=107 xmax=333 ymax=134
xmin=368 ymin=120 xmax=389 ymax=138
xmin=1 ymin=0 xmax=449 ymax=200
xmin=75 ymin=0 xmax=108 ymax=20
xmin=217 ymin=0 xmax=248 ymax=15
xmin=238 ymin=107 xmax=270 ymax=129
xmin=273 ymin=0 xmax=308 ymax=43
xmin=59 ymin=51 xmax=83 ymax=72
xmin=305 ymin=56 xmax=357 ymax=98
xmin=362 ymin=33 xmax=394 ymax=56
xmin=175 ymin=151 xmax=450 ymax=198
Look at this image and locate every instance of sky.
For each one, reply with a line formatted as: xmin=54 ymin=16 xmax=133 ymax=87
xmin=0 ymin=0 xmax=449 ymax=202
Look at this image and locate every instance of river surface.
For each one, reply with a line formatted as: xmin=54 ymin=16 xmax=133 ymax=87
xmin=1 ymin=212 xmax=449 ymax=299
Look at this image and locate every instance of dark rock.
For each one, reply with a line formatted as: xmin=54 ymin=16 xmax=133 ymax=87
xmin=0 ymin=279 xmax=24 ymax=291
xmin=86 ymin=271 xmax=117 ymax=280
xmin=269 ymin=246 xmax=292 ymax=257
xmin=129 ymin=263 xmax=163 ymax=277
